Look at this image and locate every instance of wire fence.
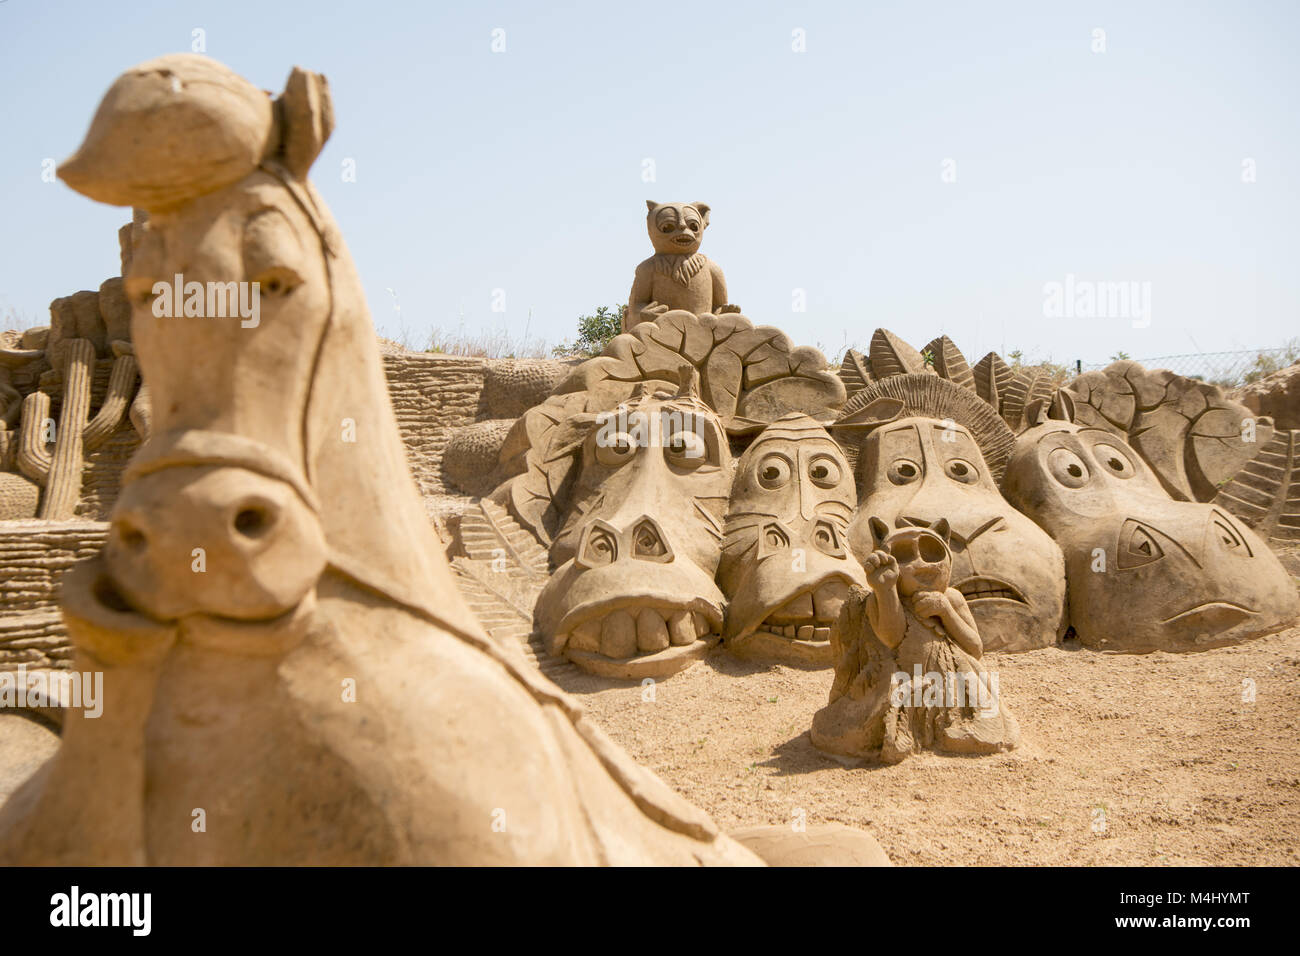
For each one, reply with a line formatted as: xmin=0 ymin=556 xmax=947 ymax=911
xmin=1078 ymin=346 xmax=1299 ymax=389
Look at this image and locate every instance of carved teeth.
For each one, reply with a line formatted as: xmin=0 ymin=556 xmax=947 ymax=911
xmin=796 ymin=625 xmax=815 ymax=640
xmin=636 ymin=607 xmax=671 ymax=653
xmin=600 ymin=610 xmax=638 ymax=658
xmin=813 ymin=580 xmax=849 ymax=621
xmin=566 ymin=606 xmax=713 ymax=658
xmin=813 ymin=626 xmax=831 ymax=641
xmin=569 ymin=617 xmax=602 ymax=652
xmin=668 ymin=610 xmax=696 ymax=646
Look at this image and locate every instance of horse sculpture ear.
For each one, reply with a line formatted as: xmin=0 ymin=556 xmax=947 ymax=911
xmin=275 ymin=67 xmax=334 ymax=179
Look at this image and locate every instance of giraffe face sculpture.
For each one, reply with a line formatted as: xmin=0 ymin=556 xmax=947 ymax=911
xmin=1004 ymin=419 xmax=1299 ymax=652
xmin=846 ymin=417 xmax=1067 ymax=652
xmin=718 ymin=414 xmax=865 ymax=664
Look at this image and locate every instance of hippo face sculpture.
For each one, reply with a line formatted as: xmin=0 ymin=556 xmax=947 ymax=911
xmin=536 ymin=385 xmax=732 ymax=677
xmin=846 ymin=417 xmax=1067 ymax=652
xmin=718 ymin=414 xmax=865 ymax=664
xmin=1003 ymin=419 xmax=1300 ymax=652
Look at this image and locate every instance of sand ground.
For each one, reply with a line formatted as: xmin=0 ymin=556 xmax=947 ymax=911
xmin=3 ymin=626 xmax=1296 ymax=865
xmin=549 ymin=626 xmax=1300 ymax=866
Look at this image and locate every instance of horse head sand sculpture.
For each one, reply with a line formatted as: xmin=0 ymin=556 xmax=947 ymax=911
xmin=0 ymin=55 xmax=779 ymax=865
xmin=1004 ymin=413 xmax=1299 ymax=653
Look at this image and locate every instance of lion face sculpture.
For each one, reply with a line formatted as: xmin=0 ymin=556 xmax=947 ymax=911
xmin=717 ymin=414 xmax=865 ymax=664
xmin=846 ymin=416 xmax=1067 ymax=653
xmin=535 ymin=385 xmax=731 ymax=677
xmin=1003 ymin=419 xmax=1299 ymax=652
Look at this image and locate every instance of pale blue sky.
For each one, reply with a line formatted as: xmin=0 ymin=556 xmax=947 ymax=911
xmin=1 ymin=0 xmax=1297 ymax=365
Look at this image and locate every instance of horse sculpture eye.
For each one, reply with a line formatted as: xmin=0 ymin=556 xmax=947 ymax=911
xmin=1092 ymin=443 xmax=1135 ymax=479
xmin=1047 ymin=448 xmax=1090 ymax=488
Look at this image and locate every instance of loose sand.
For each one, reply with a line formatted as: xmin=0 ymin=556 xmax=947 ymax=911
xmin=548 ymin=626 xmax=1300 ymax=865
xmin=3 ymin=626 xmax=1296 ymax=865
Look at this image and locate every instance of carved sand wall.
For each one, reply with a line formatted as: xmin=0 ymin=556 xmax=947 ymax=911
xmin=0 ymin=521 xmax=106 ymax=670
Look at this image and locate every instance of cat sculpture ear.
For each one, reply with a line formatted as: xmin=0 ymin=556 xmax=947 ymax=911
xmin=691 ymin=202 xmax=711 ymax=227
xmin=645 ymin=199 xmax=659 ymax=213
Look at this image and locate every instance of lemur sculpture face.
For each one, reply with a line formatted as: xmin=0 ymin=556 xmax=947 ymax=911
xmin=646 ymin=201 xmax=708 ymax=257
xmin=1003 ymin=419 xmax=1299 ymax=653
xmin=718 ymin=414 xmax=865 ymax=664
xmin=535 ymin=385 xmax=732 ymax=677
xmin=846 ymin=417 xmax=1067 ymax=652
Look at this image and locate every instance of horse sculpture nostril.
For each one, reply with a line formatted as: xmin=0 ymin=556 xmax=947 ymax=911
xmin=233 ymin=504 xmax=275 ymax=539
xmin=92 ymin=573 xmax=134 ymax=613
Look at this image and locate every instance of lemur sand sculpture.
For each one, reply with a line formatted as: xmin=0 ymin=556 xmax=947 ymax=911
xmin=0 ymin=53 xmax=822 ymax=865
xmin=626 ymin=202 xmax=739 ymax=331
xmin=811 ymin=518 xmax=1020 ymax=762
xmin=1003 ymin=411 xmax=1299 ymax=653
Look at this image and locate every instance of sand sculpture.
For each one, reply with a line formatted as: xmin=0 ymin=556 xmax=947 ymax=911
xmin=718 ymin=414 xmax=865 ymax=664
xmin=626 ymin=202 xmax=739 ymax=331
xmin=487 ymin=309 xmax=848 ymax=674
xmin=0 ymin=284 xmax=140 ymax=520
xmin=534 ymin=372 xmax=731 ymax=678
xmin=1058 ymin=361 xmax=1272 ymax=502
xmin=0 ymin=53 xmax=798 ymax=865
xmin=834 ymin=376 xmax=1067 ymax=653
xmin=811 ymin=518 xmax=1020 ymax=762
xmin=1003 ymin=412 xmax=1299 ymax=653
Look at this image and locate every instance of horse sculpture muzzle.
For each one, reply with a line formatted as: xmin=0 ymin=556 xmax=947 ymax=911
xmin=100 ymin=431 xmax=327 ymax=623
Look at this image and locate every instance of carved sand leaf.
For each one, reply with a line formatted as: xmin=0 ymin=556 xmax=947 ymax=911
xmin=836 ymin=372 xmax=1017 ymax=483
xmin=1212 ymin=429 xmax=1300 ymax=544
xmin=1000 ymin=370 xmax=1039 ymax=433
xmin=837 ymin=348 xmax=873 ymax=397
xmin=868 ymin=328 xmax=927 ymax=380
xmin=972 ymin=352 xmax=1013 ymax=411
xmin=922 ymin=335 xmax=974 ymax=391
